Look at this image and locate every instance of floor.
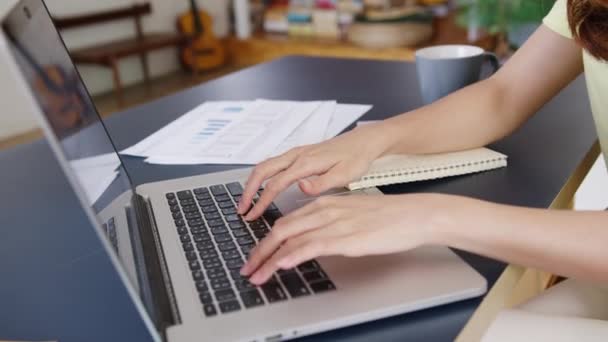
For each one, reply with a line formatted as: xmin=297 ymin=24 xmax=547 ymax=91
xmin=1 ymin=66 xmax=606 ymax=209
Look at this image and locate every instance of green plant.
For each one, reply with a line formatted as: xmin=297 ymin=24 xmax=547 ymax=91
xmin=456 ymin=0 xmax=556 ymax=34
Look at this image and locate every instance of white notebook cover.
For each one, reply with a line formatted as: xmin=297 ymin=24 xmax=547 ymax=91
xmin=348 ymin=147 xmax=508 ymax=190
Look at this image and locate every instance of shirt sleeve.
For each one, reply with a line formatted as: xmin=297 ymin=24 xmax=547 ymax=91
xmin=542 ymin=0 xmax=573 ymax=39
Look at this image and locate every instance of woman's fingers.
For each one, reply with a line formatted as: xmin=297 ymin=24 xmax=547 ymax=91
xmin=241 ymin=199 xmax=341 ymax=275
xmin=238 ymin=148 xmax=302 ymax=214
xmin=249 ymin=228 xmax=344 ymax=284
xmin=244 ymin=158 xmax=337 ymax=221
xmin=298 ymin=164 xmax=349 ymax=196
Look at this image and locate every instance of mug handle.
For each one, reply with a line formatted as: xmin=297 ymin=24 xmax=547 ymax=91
xmin=483 ymin=52 xmax=500 ymax=74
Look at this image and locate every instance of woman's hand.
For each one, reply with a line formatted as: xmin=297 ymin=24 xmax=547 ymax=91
xmin=240 ymin=193 xmax=447 ymax=285
xmin=237 ymin=123 xmax=394 ymax=221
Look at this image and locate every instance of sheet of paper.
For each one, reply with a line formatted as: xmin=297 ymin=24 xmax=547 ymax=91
xmin=356 ymin=120 xmax=380 ymax=127
xmin=270 ymin=101 xmax=335 ymax=157
xmin=121 ymin=101 xmax=255 ymax=158
xmin=324 ymin=104 xmax=373 ymax=139
xmin=144 ymin=100 xmax=322 ymax=165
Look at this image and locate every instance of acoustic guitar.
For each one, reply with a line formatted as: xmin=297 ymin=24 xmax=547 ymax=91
xmin=177 ymin=0 xmax=226 ymax=71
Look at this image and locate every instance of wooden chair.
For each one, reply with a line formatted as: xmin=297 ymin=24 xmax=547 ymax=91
xmin=53 ymin=3 xmax=190 ymax=105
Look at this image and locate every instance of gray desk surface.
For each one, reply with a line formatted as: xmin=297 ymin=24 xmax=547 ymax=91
xmin=0 ymin=56 xmax=596 ymax=342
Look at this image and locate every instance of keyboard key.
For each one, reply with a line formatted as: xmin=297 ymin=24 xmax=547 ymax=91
xmin=172 ymin=212 xmax=182 ymax=220
xmin=166 ymin=193 xmax=176 ymax=200
xmin=185 ymin=251 xmax=198 ymax=261
xmin=199 ymin=292 xmax=213 ymax=304
xmin=196 ymin=281 xmax=209 ymax=293
xmin=194 ymin=187 xmax=210 ymax=195
xmin=261 ymin=282 xmax=288 ymax=303
xmin=235 ymin=279 xmax=256 ymax=291
xmin=177 ymin=226 xmax=188 ymax=235
xmin=203 ymin=258 xmax=222 ymax=269
xmin=198 ymin=198 xmax=214 ymax=207
xmin=297 ymin=260 xmax=320 ymax=273
xmin=192 ymin=270 xmax=205 ymax=281
xmin=179 ymin=199 xmax=195 ymax=206
xmin=214 ymin=288 xmax=237 ymax=302
xmin=170 ymin=205 xmax=180 ymax=213
xmin=224 ymin=214 xmax=241 ymax=222
xmin=218 ymin=201 xmax=234 ymax=209
xmin=190 ymin=227 xmax=207 ymax=235
xmin=240 ymin=243 xmax=255 ymax=257
xmin=215 ymin=194 xmax=231 ymax=203
xmin=185 ymin=212 xmax=202 ymax=220
xmin=167 ymin=198 xmax=178 ymax=206
xmin=309 ymin=280 xmax=336 ymax=293
xmin=280 ymin=273 xmax=310 ymax=298
xmin=182 ymin=205 xmax=199 ymax=213
xmin=214 ymin=233 xmax=232 ymax=243
xmin=240 ymin=290 xmax=264 ymax=308
xmin=202 ymin=205 xmax=218 ymax=214
xmin=203 ymin=304 xmax=217 ymax=317
xmin=204 ymin=212 xmax=221 ymax=220
xmin=263 ymin=210 xmax=282 ymax=226
xmin=210 ymin=278 xmax=232 ymax=291
xmin=177 ymin=190 xmax=193 ymax=200
xmin=211 ymin=226 xmax=228 ymax=235
xmin=237 ymin=236 xmax=255 ymax=246
xmin=174 ymin=219 xmax=185 ymax=227
xmin=182 ymin=242 xmax=194 ymax=252
xmin=249 ymin=220 xmax=267 ymax=230
xmin=253 ymin=229 xmax=268 ymax=239
xmin=226 ymin=258 xmax=245 ymax=270
xmin=232 ymin=229 xmax=250 ymax=238
xmin=222 ymin=207 xmax=238 ymax=215
xmin=222 ymin=249 xmax=241 ymax=260
xmin=302 ymin=270 xmax=328 ymax=283
xmin=189 ymin=260 xmax=201 ymax=271
xmin=188 ymin=218 xmax=204 ymax=227
xmin=226 ymin=182 xmax=244 ymax=196
xmin=180 ymin=235 xmax=191 ymax=243
xmin=229 ymin=221 xmax=246 ymax=230
xmin=210 ymin=185 xmax=227 ymax=196
xmin=277 ymin=268 xmax=297 ymax=275
xmin=219 ymin=300 xmax=241 ymax=313
xmin=199 ymin=249 xmax=218 ymax=260
xmin=196 ymin=241 xmax=215 ymax=251
xmin=192 ymin=233 xmax=211 ymax=242
xmin=196 ymin=193 xmax=212 ymax=201
xmin=207 ymin=267 xmax=227 ymax=280
xmin=207 ymin=219 xmax=225 ymax=227
xmin=217 ymin=241 xmax=237 ymax=251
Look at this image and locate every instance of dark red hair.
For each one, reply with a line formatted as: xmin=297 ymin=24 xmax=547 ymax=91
xmin=567 ymin=0 xmax=608 ymax=60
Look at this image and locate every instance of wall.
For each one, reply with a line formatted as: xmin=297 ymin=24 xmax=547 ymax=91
xmin=46 ymin=0 xmax=231 ymax=95
xmin=0 ymin=0 xmax=231 ymax=140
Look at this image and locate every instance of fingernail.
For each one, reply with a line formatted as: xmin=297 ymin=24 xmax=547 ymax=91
xmin=277 ymin=258 xmax=290 ymax=268
xmin=240 ymin=265 xmax=249 ymax=275
xmin=250 ymin=273 xmax=262 ymax=284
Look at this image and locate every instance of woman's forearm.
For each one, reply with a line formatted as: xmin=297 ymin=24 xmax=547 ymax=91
xmin=430 ymin=195 xmax=608 ymax=284
xmin=378 ymin=77 xmax=519 ymax=155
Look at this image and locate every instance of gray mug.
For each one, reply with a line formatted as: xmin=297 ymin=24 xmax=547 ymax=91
xmin=415 ymin=45 xmax=500 ymax=105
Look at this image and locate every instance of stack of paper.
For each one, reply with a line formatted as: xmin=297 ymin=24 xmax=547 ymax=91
xmin=121 ymin=99 xmax=372 ymax=165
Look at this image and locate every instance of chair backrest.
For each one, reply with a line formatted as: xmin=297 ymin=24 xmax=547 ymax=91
xmin=53 ymin=3 xmax=152 ymax=30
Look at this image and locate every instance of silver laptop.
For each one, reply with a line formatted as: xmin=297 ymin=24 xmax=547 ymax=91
xmin=0 ymin=1 xmax=487 ymax=340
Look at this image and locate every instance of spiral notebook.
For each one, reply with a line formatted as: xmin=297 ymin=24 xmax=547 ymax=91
xmin=347 ymin=147 xmax=508 ymax=190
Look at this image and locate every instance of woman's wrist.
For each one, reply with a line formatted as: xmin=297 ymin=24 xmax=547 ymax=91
xmin=351 ymin=120 xmax=402 ymax=159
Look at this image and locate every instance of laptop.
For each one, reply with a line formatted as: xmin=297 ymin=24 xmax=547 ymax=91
xmin=0 ymin=1 xmax=487 ymax=341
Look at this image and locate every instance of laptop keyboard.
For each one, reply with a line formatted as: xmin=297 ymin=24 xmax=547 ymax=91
xmin=102 ymin=217 xmax=119 ymax=255
xmin=165 ymin=182 xmax=336 ymax=317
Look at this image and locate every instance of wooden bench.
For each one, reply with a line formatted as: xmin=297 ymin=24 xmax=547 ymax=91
xmin=53 ymin=3 xmax=190 ymax=104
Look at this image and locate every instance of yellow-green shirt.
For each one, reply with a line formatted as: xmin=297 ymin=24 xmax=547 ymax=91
xmin=544 ymin=0 xmax=608 ymax=162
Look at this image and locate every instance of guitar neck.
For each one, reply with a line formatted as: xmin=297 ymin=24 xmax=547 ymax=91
xmin=189 ymin=0 xmax=204 ymax=33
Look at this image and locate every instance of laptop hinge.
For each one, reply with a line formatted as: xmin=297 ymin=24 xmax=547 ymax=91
xmin=131 ymin=194 xmax=181 ymax=338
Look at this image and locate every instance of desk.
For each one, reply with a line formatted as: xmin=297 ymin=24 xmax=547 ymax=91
xmin=0 ymin=56 xmax=597 ymax=342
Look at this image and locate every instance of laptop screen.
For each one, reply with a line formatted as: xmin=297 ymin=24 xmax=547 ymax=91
xmin=2 ymin=0 xmax=156 ymax=325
